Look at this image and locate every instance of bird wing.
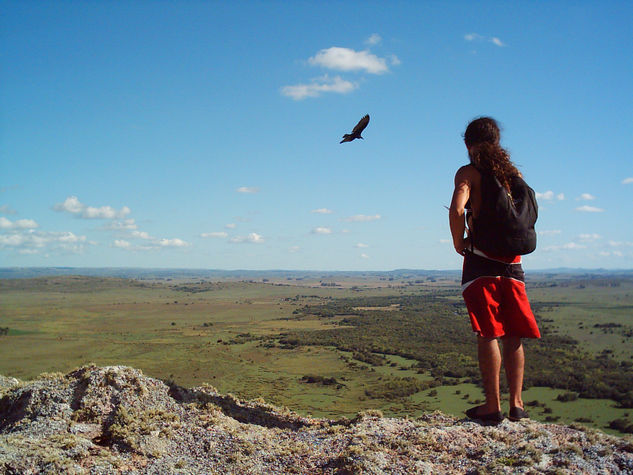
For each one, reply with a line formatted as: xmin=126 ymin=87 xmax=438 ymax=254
xmin=351 ymin=114 xmax=370 ymax=135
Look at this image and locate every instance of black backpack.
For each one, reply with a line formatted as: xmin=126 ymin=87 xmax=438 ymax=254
xmin=471 ymin=170 xmax=538 ymax=256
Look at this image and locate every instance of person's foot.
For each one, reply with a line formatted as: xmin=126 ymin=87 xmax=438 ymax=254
xmin=465 ymin=405 xmax=504 ymax=424
xmin=509 ymin=406 xmax=529 ymax=421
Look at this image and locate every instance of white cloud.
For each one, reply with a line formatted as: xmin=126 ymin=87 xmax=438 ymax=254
xmin=112 ymin=240 xmax=156 ymax=252
xmin=439 ymin=239 xmax=451 ymax=244
xmin=236 ymin=187 xmax=259 ymax=194
xmin=131 ymin=230 xmax=152 ymax=240
xmin=575 ymin=205 xmax=604 ymax=213
xmin=0 ymin=229 xmax=89 ymax=254
xmin=599 ymin=250 xmax=624 ymax=257
xmin=289 ymin=246 xmax=300 ymax=253
xmin=355 ymin=243 xmax=369 ymax=248
xmin=201 ymin=232 xmax=228 ymax=238
xmin=578 ymin=233 xmax=601 ymax=241
xmin=0 ymin=217 xmax=38 ymax=230
xmin=360 ymin=253 xmax=369 ymax=259
xmin=103 ymin=219 xmax=138 ymax=231
xmin=114 ymin=239 xmax=132 ymax=249
xmin=311 ymin=208 xmax=333 ymax=214
xmin=608 ymin=240 xmax=633 ymax=247
xmin=308 ymin=47 xmax=390 ymax=74
xmin=230 ymin=233 xmax=264 ymax=244
xmin=577 ymin=193 xmax=596 ymax=201
xmin=281 ymin=75 xmax=357 ymax=100
xmin=622 ymin=177 xmax=633 ymax=185
xmin=0 ymin=205 xmax=16 ymax=215
xmin=389 ymin=55 xmax=401 ymax=66
xmin=312 ymin=227 xmax=332 ymax=235
xmin=54 ymin=196 xmax=130 ymax=220
xmin=557 ymin=193 xmax=565 ymax=201
xmin=536 ymin=191 xmax=554 ymax=200
xmin=343 ymin=214 xmax=381 ymax=222
xmin=538 ymin=230 xmax=562 ymax=236
xmin=108 ymin=224 xmax=190 ymax=250
xmin=465 ymin=33 xmax=506 ymax=47
xmin=562 ymin=242 xmax=585 ymax=250
xmin=366 ymin=33 xmax=382 ymax=46
xmin=225 ymin=223 xmax=237 ymax=229
xmin=464 ymin=33 xmax=484 ymax=42
xmin=544 ymin=242 xmax=586 ymax=251
xmin=158 ymin=238 xmax=189 ymax=248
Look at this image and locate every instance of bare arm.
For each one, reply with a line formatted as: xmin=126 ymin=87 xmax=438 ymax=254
xmin=449 ymin=166 xmax=472 ymax=255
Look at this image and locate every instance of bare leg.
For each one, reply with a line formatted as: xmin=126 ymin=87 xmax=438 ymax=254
xmin=501 ymin=336 xmax=525 ymax=409
xmin=477 ymin=336 xmax=502 ymax=413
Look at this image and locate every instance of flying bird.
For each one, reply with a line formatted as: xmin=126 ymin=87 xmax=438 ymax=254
xmin=340 ymin=114 xmax=370 ymax=143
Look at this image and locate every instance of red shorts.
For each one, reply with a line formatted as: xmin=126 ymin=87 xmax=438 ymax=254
xmin=462 ymin=250 xmax=540 ymax=339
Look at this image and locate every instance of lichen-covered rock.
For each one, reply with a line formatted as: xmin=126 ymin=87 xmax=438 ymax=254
xmin=1 ymin=365 xmax=632 ymax=473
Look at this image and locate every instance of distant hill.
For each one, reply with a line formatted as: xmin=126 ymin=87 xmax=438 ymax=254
xmin=0 ymin=267 xmax=462 ymax=281
xmin=1 ymin=267 xmax=631 ymax=281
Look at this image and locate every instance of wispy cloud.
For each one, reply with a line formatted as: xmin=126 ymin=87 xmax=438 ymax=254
xmin=308 ymin=47 xmax=391 ymax=74
xmin=577 ymin=193 xmax=596 ymax=201
xmin=0 ymin=217 xmax=38 ymax=230
xmin=114 ymin=239 xmax=132 ymax=249
xmin=281 ymin=75 xmax=357 ymax=100
xmin=608 ymin=240 xmax=633 ymax=247
xmin=311 ymin=208 xmax=333 ymax=214
xmin=538 ymin=230 xmax=562 ymax=236
xmin=0 ymin=205 xmax=16 ymax=215
xmin=230 ymin=233 xmax=264 ymax=244
xmin=544 ymin=242 xmax=587 ymax=251
xmin=112 ymin=240 xmax=156 ymax=252
xmin=131 ymin=230 xmax=152 ymax=240
xmin=622 ymin=177 xmax=633 ymax=185
xmin=536 ymin=191 xmax=564 ymax=201
xmin=0 ymin=230 xmax=90 ymax=254
xmin=158 ymin=238 xmax=189 ymax=248
xmin=578 ymin=233 xmax=601 ymax=241
xmin=103 ymin=219 xmax=138 ymax=231
xmin=108 ymin=223 xmax=190 ymax=251
xmin=599 ymin=250 xmax=624 ymax=257
xmin=355 ymin=243 xmax=369 ymax=248
xmin=201 ymin=231 xmax=228 ymax=238
xmin=490 ymin=37 xmax=505 ymax=47
xmin=366 ymin=33 xmax=382 ymax=46
xmin=312 ymin=227 xmax=332 ymax=235
xmin=289 ymin=246 xmax=300 ymax=253
xmin=360 ymin=253 xmax=369 ymax=259
xmin=343 ymin=214 xmax=381 ymax=222
xmin=236 ymin=187 xmax=259 ymax=194
xmin=225 ymin=223 xmax=237 ymax=229
xmin=54 ymin=196 xmax=130 ymax=220
xmin=465 ymin=33 xmax=506 ymax=47
xmin=576 ymin=205 xmax=604 ymax=213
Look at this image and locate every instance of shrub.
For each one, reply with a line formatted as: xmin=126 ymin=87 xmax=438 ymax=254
xmin=556 ymin=392 xmax=579 ymax=402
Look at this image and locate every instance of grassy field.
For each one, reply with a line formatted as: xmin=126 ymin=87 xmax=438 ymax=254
xmin=1 ymin=274 xmax=632 ymax=435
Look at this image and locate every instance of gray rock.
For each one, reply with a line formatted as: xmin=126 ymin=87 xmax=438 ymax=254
xmin=1 ymin=365 xmax=632 ymax=474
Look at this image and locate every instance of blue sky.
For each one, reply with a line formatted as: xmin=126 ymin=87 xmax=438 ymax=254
xmin=1 ymin=1 xmax=631 ymax=271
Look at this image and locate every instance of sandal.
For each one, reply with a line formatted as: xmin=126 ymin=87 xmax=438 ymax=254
xmin=509 ymin=406 xmax=529 ymax=421
xmin=465 ymin=405 xmax=504 ymax=424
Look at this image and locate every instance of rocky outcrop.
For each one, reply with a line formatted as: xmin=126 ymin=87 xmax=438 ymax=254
xmin=1 ymin=365 xmax=631 ymax=474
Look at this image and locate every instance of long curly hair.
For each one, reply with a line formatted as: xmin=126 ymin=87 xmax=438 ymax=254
xmin=464 ymin=117 xmax=519 ymax=191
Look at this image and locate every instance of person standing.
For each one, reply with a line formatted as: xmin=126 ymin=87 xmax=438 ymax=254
xmin=449 ymin=117 xmax=540 ymax=424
